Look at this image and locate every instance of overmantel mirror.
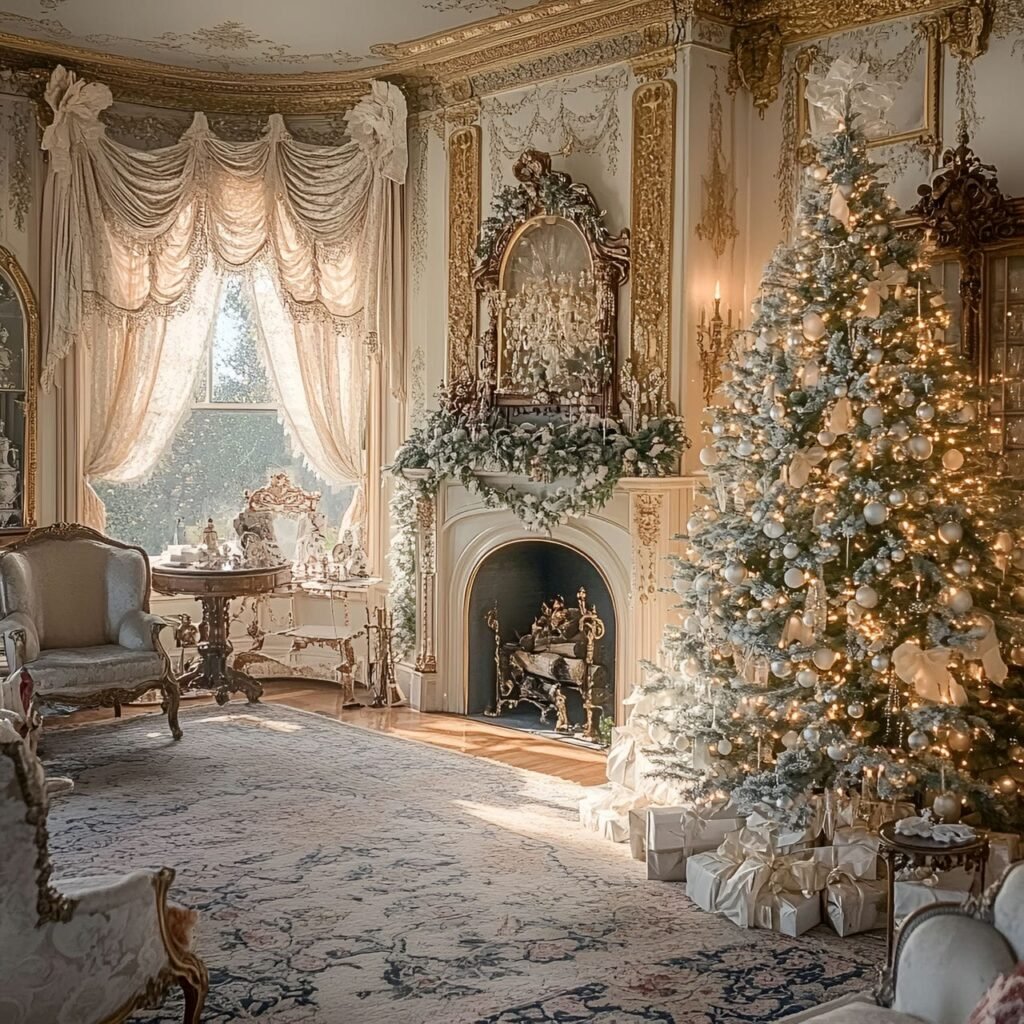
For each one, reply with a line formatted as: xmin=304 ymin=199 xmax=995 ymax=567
xmin=905 ymin=130 xmax=1024 ymax=476
xmin=0 ymin=245 xmax=37 ymax=537
xmin=473 ymin=150 xmax=629 ymax=414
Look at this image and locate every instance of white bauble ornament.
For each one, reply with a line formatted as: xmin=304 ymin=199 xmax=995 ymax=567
xmin=699 ymin=446 xmax=719 ymax=467
xmin=847 ymin=702 xmax=865 ymax=719
xmin=897 ymin=390 xmax=916 ymax=408
xmin=781 ymin=730 xmax=800 ymax=749
xmin=866 ymin=347 xmax=884 ymax=365
xmin=855 ymin=584 xmax=879 ymax=609
xmin=916 ymin=403 xmax=936 ymax=422
xmin=888 ymin=489 xmax=907 ymax=506
xmin=891 ymin=548 xmax=906 ymax=562
xmin=813 ymin=648 xmax=838 ymax=670
xmin=817 ymin=430 xmax=837 ymax=446
xmin=864 ymin=501 xmax=889 ymax=526
xmin=770 ymin=403 xmax=786 ymax=422
xmin=684 ymin=615 xmax=702 ymax=634
xmin=949 ymin=588 xmax=973 ymax=614
xmin=802 ymin=726 xmax=821 ymax=746
xmin=783 ymin=542 xmax=800 ymax=559
xmin=784 ymin=567 xmax=806 ymax=588
xmin=673 ymin=734 xmax=690 ymax=751
xmin=717 ymin=738 xmax=734 ymax=755
xmin=862 ymin=405 xmax=884 ymax=428
xmin=908 ymin=435 xmax=934 ymax=460
xmin=693 ymin=573 xmax=712 ymax=594
xmin=834 ymin=384 xmax=848 ymax=397
xmin=736 ymin=439 xmax=755 ymax=457
xmin=942 ymin=448 xmax=965 ymax=471
xmin=681 ymin=656 xmax=701 ymax=678
xmin=871 ymin=652 xmax=890 ymax=671
xmin=763 ymin=445 xmax=779 ymax=461
xmin=938 ymin=522 xmax=964 ymax=545
xmin=907 ymin=729 xmax=929 ymax=752
xmin=829 ymin=458 xmax=850 ymax=478
xmin=827 ymin=743 xmax=849 ymax=762
xmin=724 ymin=563 xmax=747 ymax=585
xmin=764 ymin=521 xmax=785 ymax=539
xmin=672 ymin=577 xmax=690 ymax=595
xmin=802 ymin=311 xmax=827 ymax=341
xmin=796 ymin=668 xmax=818 ymax=688
xmin=810 ymin=164 xmax=828 ymax=182
xmin=686 ymin=514 xmax=702 ymax=535
xmin=953 ymin=558 xmax=973 ymax=577
xmin=771 ymin=659 xmax=793 ymax=678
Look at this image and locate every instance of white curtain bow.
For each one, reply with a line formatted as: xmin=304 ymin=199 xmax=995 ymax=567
xmin=42 ymin=65 xmax=113 ymax=176
xmin=892 ymin=642 xmax=968 ymax=706
xmin=345 ymin=80 xmax=409 ymax=183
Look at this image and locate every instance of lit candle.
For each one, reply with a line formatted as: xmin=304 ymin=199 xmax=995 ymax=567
xmin=714 ymin=279 xmax=721 ymax=302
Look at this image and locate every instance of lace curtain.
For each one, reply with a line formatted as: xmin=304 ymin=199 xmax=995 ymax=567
xmin=40 ymin=66 xmax=407 ymax=528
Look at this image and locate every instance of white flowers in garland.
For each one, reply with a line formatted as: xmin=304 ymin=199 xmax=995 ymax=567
xmin=390 ymin=382 xmax=688 ymax=533
xmin=387 ymin=484 xmax=417 ymax=658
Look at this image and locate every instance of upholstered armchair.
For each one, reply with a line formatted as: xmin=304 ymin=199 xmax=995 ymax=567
xmin=0 ymin=523 xmax=182 ymax=740
xmin=0 ymin=722 xmax=208 ymax=1023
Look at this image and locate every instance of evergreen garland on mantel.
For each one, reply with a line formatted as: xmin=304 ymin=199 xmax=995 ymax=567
xmin=391 ymin=382 xmax=689 ymax=532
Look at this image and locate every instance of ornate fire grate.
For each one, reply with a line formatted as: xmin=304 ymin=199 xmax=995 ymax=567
xmin=484 ymin=587 xmax=607 ymax=742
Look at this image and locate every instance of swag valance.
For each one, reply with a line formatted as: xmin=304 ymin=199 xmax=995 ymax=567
xmin=40 ymin=66 xmax=407 ymax=525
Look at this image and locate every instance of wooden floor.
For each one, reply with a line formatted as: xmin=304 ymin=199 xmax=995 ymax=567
xmin=44 ymin=679 xmax=609 ymax=787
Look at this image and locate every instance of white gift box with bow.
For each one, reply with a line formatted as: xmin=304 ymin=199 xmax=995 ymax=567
xmin=825 ymin=877 xmax=887 ymax=936
xmin=894 ymin=866 xmax=975 ymax=923
xmin=579 ymin=783 xmax=648 ymax=842
xmin=830 ymin=825 xmax=880 ymax=881
xmin=644 ymin=805 xmax=745 ymax=882
xmin=744 ymin=811 xmax=817 ymax=854
xmin=606 ymin=723 xmax=648 ymax=789
xmin=983 ymin=831 xmax=1022 ymax=880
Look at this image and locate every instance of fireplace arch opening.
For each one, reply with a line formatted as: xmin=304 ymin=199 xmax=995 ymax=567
xmin=466 ymin=539 xmax=616 ymax=744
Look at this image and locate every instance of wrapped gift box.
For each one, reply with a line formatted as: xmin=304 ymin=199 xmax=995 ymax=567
xmin=894 ymin=866 xmax=975 ymax=923
xmin=629 ymin=808 xmax=646 ymax=861
xmin=744 ymin=811 xmax=816 ymax=854
xmin=644 ymin=806 xmax=744 ymax=882
xmin=755 ymin=891 xmax=822 ymax=937
xmin=579 ymin=784 xmax=648 ymax=842
xmin=607 ymin=724 xmax=648 ymax=790
xmin=686 ymin=851 xmax=739 ymax=912
xmin=825 ymin=877 xmax=886 ymax=936
xmin=831 ymin=825 xmax=880 ymax=881
xmin=857 ymin=799 xmax=916 ymax=832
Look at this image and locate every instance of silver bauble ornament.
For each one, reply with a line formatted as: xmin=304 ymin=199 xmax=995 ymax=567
xmin=863 ymin=501 xmax=889 ymax=526
xmin=847 ymin=702 xmax=865 ymax=719
xmin=866 ymin=348 xmax=883 ymax=365
xmin=784 ymin=567 xmax=806 ymax=588
xmin=938 ymin=522 xmax=964 ymax=545
xmin=870 ymin=652 xmax=890 ymax=671
xmin=764 ymin=521 xmax=785 ymax=539
xmin=736 ymin=439 xmax=755 ymax=457
xmin=781 ymin=730 xmax=800 ymax=749
xmin=908 ymin=435 xmax=934 ymax=460
xmin=817 ymin=430 xmax=837 ymax=446
xmin=953 ymin=558 xmax=973 ymax=577
xmin=897 ymin=390 xmax=916 ymax=408
xmin=717 ymin=738 xmax=734 ymax=755
xmin=855 ymin=584 xmax=879 ymax=608
xmin=891 ymin=548 xmax=906 ymax=562
xmin=802 ymin=311 xmax=827 ymax=341
xmin=796 ymin=668 xmax=818 ymax=688
xmin=699 ymin=446 xmax=719 ymax=466
xmin=783 ymin=542 xmax=800 ymax=559
xmin=888 ymin=489 xmax=907 ymax=506
xmin=827 ymin=742 xmax=849 ymax=762
xmin=724 ymin=563 xmax=747 ymax=585
xmin=949 ymin=588 xmax=973 ymax=614
xmin=813 ymin=648 xmax=838 ymax=670
xmin=802 ymin=726 xmax=821 ymax=746
xmin=862 ymin=405 xmax=884 ymax=428
xmin=771 ymin=659 xmax=793 ymax=678
xmin=875 ymin=557 xmax=892 ymax=574
xmin=907 ymin=729 xmax=929 ymax=752
xmin=916 ymin=402 xmax=936 ymax=421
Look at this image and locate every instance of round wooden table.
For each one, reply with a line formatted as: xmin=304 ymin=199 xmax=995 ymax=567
xmin=152 ymin=562 xmax=292 ymax=706
xmin=878 ymin=820 xmax=988 ymax=969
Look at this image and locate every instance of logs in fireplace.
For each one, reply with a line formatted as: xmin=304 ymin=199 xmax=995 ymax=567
xmin=484 ymin=586 xmax=607 ymax=742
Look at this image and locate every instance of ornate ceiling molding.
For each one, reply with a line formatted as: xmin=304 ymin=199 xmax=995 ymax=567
xmin=0 ymin=0 xmax=970 ymax=114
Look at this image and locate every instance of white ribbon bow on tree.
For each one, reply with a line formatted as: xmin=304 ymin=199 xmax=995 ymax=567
xmin=864 ymin=263 xmax=910 ymax=318
xmin=828 ymin=397 xmax=855 ymax=435
xmin=892 ymin=642 xmax=968 ymax=706
xmin=964 ymin=614 xmax=1009 ymax=685
xmin=786 ymin=444 xmax=827 ymax=487
xmin=804 ymin=56 xmax=898 ymax=136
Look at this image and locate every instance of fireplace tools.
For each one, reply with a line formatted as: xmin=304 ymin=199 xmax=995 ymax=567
xmin=485 ymin=586 xmax=607 ymax=742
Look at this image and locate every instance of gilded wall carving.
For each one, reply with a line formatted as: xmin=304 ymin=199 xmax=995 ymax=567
xmin=447 ymin=125 xmax=481 ymax=380
xmin=728 ymin=22 xmax=783 ymax=114
xmin=2 ymin=99 xmax=31 ymax=233
xmin=480 ymin=68 xmax=626 ymax=195
xmin=695 ymin=68 xmax=739 ymax=259
xmin=409 ymin=117 xmax=431 ymax=285
xmin=629 ymin=78 xmax=675 ymax=382
xmin=631 ymin=491 xmax=663 ymax=603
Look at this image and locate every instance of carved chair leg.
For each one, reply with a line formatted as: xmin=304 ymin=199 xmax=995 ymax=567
xmin=163 ymin=681 xmax=183 ymax=741
xmin=180 ymin=967 xmax=208 ymax=1024
xmin=113 ymin=701 xmax=122 ymax=718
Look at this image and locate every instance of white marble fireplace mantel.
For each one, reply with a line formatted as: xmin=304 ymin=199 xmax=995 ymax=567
xmin=398 ymin=472 xmax=700 ymax=724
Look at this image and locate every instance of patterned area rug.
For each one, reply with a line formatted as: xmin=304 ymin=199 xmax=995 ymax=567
xmin=42 ymin=705 xmax=882 ymax=1023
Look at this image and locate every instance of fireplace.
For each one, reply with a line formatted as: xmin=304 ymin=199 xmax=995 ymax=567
xmin=467 ymin=540 xmax=616 ymax=741
xmin=398 ymin=473 xmax=698 ymax=729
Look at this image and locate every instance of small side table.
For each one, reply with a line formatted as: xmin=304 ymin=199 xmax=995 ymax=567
xmin=878 ymin=821 xmax=989 ymax=968
xmin=152 ymin=562 xmax=292 ymax=706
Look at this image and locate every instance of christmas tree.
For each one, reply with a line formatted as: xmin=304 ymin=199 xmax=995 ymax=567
xmin=639 ymin=60 xmax=1024 ymax=832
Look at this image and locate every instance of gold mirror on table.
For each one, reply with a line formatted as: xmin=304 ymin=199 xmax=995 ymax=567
xmin=474 ymin=150 xmax=629 ymax=413
xmin=0 ymin=245 xmax=36 ymax=537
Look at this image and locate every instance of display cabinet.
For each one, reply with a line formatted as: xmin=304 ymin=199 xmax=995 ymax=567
xmin=0 ymin=245 xmax=36 ymax=538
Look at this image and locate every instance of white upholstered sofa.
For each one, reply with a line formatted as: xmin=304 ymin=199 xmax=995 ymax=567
xmin=0 ymin=720 xmax=208 ymax=1023
xmin=780 ymin=861 xmax=1024 ymax=1023
xmin=0 ymin=523 xmax=182 ymax=739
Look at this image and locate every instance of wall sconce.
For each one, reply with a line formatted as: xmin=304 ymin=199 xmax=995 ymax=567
xmin=696 ymin=280 xmax=733 ymax=405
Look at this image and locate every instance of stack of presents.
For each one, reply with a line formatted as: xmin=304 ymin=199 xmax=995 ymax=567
xmin=580 ymin=709 xmax=1021 ymax=938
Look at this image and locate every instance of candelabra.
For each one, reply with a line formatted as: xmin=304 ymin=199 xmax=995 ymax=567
xmin=696 ymin=280 xmax=734 ymax=406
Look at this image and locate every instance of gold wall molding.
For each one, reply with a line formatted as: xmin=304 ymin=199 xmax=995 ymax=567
xmin=923 ymin=0 xmax=994 ymax=60
xmin=727 ymin=21 xmax=783 ymax=115
xmin=446 ymin=124 xmax=481 ymax=381
xmin=631 ymin=490 xmax=663 ymax=603
xmin=0 ymin=0 xmax=968 ymax=115
xmin=629 ymin=77 xmax=675 ymax=383
xmin=695 ymin=68 xmax=739 ymax=259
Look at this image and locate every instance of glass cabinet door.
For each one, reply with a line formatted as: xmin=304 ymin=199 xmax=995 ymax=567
xmin=929 ymin=258 xmax=962 ymax=352
xmin=0 ymin=246 xmax=37 ymax=533
xmin=985 ymin=251 xmax=1024 ymax=477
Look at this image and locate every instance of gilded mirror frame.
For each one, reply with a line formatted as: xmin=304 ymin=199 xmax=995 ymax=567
xmin=473 ymin=150 xmax=629 ymax=413
xmin=0 ymin=244 xmax=37 ymax=533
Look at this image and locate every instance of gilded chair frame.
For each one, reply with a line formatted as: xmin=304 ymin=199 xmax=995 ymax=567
xmin=0 ymin=522 xmax=182 ymax=739
xmin=2 ymin=735 xmax=209 ymax=1023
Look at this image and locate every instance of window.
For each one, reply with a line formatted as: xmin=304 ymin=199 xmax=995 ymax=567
xmin=97 ymin=276 xmax=353 ymax=555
